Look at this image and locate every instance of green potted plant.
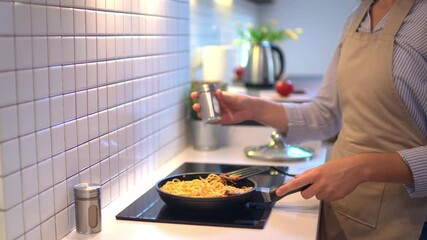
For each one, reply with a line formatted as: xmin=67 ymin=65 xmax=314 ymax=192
xmin=234 ymin=20 xmax=303 ymax=45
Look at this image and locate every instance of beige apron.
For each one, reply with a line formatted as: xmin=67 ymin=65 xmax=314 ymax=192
xmin=319 ymin=0 xmax=427 ymax=239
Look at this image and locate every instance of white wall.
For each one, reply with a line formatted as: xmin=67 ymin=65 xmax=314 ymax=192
xmin=0 ymin=1 xmax=189 ymax=239
xmin=190 ymin=0 xmax=258 ymax=81
xmin=258 ymin=0 xmax=358 ymax=77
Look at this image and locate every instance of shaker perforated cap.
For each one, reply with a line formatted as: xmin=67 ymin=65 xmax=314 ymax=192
xmin=74 ymin=183 xmax=101 ymax=199
xmin=197 ymin=83 xmax=216 ymax=94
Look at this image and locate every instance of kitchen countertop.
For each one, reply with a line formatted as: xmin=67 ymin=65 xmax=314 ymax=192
xmin=63 ymin=126 xmax=327 ymax=240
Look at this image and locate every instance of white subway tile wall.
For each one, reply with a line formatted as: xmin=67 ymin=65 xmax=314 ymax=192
xmin=0 ymin=0 xmax=190 ymax=239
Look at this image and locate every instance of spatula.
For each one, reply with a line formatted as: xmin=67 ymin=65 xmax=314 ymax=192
xmin=219 ymin=166 xmax=272 ymax=181
xmin=220 ymin=165 xmax=298 ymax=182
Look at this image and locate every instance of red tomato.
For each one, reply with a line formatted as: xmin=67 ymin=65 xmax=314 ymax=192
xmin=275 ymin=80 xmax=294 ymax=97
xmin=234 ymin=66 xmax=245 ymax=79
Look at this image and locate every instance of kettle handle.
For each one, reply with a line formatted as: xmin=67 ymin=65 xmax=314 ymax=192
xmin=271 ymin=44 xmax=285 ymax=80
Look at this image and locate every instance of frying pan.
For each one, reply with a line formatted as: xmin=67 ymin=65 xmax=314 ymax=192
xmin=156 ymin=172 xmax=308 ymax=212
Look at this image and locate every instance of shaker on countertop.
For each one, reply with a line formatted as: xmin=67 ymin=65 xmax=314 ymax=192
xmin=74 ymin=183 xmax=102 ymax=234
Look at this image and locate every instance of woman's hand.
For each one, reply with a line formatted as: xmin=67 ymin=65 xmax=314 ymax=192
xmin=275 ymin=152 xmax=414 ymax=201
xmin=190 ymin=89 xmax=289 ymax=131
xmin=276 ymin=156 xmax=363 ymax=201
xmin=191 ymin=89 xmax=256 ymax=124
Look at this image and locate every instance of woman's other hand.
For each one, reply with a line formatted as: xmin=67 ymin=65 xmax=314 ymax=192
xmin=191 ymin=89 xmax=256 ymax=124
xmin=275 ymin=152 xmax=413 ymax=201
xmin=276 ymin=156 xmax=362 ymax=201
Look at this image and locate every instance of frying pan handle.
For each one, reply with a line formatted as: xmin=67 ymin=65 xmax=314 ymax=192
xmin=268 ymin=184 xmax=311 ymax=202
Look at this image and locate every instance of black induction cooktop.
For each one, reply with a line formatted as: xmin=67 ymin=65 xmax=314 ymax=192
xmin=115 ymin=162 xmax=289 ymax=229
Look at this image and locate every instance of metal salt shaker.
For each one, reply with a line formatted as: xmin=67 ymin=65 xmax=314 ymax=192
xmin=197 ymin=83 xmax=222 ymax=124
xmin=74 ymin=183 xmax=102 ymax=234
xmin=197 ymin=84 xmax=221 ymax=123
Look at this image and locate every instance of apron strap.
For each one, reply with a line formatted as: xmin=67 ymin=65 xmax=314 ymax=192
xmin=348 ymin=0 xmax=374 ymax=34
xmin=381 ymin=0 xmax=415 ymax=37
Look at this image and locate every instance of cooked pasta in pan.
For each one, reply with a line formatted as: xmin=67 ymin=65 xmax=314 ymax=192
xmin=160 ymin=173 xmax=253 ymax=198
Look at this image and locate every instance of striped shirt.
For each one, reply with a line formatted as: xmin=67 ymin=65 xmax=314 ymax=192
xmin=284 ymin=0 xmax=427 ymax=197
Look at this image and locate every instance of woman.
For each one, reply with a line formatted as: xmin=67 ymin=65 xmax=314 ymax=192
xmin=191 ymin=0 xmax=427 ymax=239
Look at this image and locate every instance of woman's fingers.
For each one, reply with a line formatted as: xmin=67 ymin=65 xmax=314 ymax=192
xmin=215 ymin=89 xmax=223 ymax=99
xmin=192 ymin=103 xmax=200 ymax=112
xmin=190 ymin=91 xmax=198 ymax=99
xmin=192 ymin=104 xmax=202 ymax=119
xmin=190 ymin=91 xmax=200 ymax=115
xmin=276 ymin=174 xmax=313 ymax=198
xmin=300 ymin=183 xmax=321 ymax=200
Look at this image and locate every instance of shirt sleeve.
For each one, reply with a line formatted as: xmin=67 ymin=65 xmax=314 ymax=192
xmin=282 ymin=7 xmax=358 ymax=145
xmin=398 ymin=146 xmax=427 ymax=198
xmin=283 ymin=45 xmax=342 ymax=145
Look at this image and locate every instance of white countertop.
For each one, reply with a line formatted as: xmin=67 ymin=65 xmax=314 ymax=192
xmin=63 ymin=126 xmax=327 ymax=240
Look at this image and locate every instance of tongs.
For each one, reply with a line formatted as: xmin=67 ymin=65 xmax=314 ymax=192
xmin=220 ymin=166 xmax=296 ymax=182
